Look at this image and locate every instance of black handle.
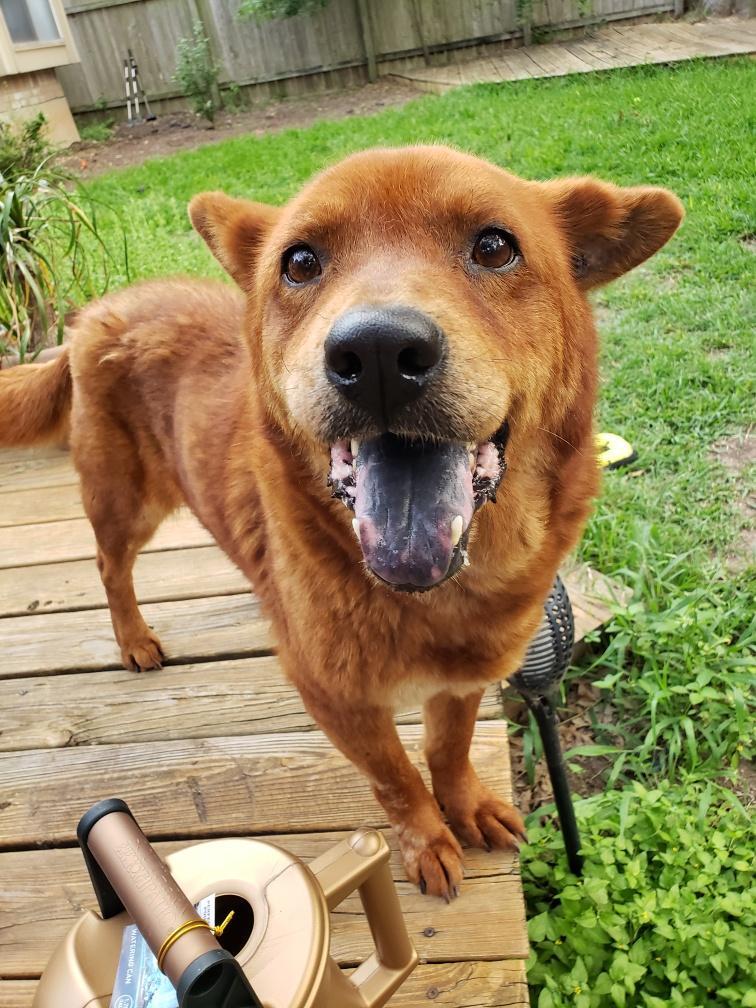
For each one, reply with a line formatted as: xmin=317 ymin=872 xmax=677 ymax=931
xmin=178 ymin=950 xmax=264 ymax=1008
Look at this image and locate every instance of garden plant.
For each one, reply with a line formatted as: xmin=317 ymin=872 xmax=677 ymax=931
xmin=174 ymin=23 xmax=221 ymax=124
xmin=0 ymin=115 xmax=125 ymax=362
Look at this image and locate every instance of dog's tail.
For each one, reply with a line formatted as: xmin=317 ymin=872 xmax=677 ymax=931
xmin=0 ymin=347 xmax=72 ymax=447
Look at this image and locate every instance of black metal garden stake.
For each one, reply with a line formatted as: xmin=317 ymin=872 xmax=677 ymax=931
xmin=511 ymin=575 xmax=584 ymax=876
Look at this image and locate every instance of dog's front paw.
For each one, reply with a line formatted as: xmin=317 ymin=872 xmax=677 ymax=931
xmin=119 ymin=627 xmax=165 ymax=672
xmin=397 ymin=821 xmax=465 ymax=901
xmin=437 ymin=773 xmax=527 ymax=852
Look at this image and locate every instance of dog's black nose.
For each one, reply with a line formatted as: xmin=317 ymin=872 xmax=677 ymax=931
xmin=324 ymin=306 xmax=446 ymax=425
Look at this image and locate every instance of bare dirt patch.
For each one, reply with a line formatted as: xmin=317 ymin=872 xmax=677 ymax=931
xmin=709 ymin=426 xmax=756 ymax=572
xmin=732 ymin=759 xmax=756 ymax=808
xmin=61 ymin=79 xmax=424 ymax=178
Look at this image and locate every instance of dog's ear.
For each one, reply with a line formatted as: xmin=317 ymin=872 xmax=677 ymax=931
xmin=189 ymin=192 xmax=280 ymax=290
xmin=545 ymin=177 xmax=684 ymax=290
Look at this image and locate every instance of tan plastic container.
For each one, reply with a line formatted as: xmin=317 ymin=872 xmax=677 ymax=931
xmin=34 ymin=806 xmax=417 ymax=1008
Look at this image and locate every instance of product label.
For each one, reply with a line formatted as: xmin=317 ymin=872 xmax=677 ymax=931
xmin=110 ymin=895 xmax=215 ymax=1008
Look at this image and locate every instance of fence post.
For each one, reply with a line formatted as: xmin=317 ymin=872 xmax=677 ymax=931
xmin=187 ymin=0 xmax=224 ymax=105
xmin=355 ymin=0 xmax=377 ymax=81
xmin=409 ymin=0 xmax=430 ymax=65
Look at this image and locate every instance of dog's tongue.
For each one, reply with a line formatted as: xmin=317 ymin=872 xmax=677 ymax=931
xmin=353 ymin=435 xmax=474 ymax=590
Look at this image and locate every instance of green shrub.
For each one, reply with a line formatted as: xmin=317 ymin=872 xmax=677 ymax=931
xmin=238 ymin=0 xmax=326 ymax=18
xmin=0 ymin=117 xmax=126 ymax=360
xmin=174 ymin=23 xmax=220 ymax=123
xmin=222 ymin=82 xmax=246 ymax=113
xmin=79 ymin=119 xmax=115 ymax=143
xmin=0 ymin=113 xmax=52 ymax=181
xmin=575 ymin=526 xmax=754 ymax=783
xmin=524 ymin=781 xmax=754 ymax=1008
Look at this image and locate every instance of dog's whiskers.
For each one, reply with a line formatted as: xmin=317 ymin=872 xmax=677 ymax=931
xmin=536 ymin=426 xmax=582 ymax=454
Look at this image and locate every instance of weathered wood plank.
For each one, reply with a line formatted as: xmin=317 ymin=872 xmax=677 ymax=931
xmin=0 ymin=450 xmax=76 ymax=494
xmin=695 ymin=20 xmax=756 ymax=48
xmin=392 ymin=961 xmax=528 ymax=1006
xmin=577 ymin=34 xmax=637 ymax=68
xmin=522 ymin=43 xmax=578 ymax=75
xmin=0 ymin=824 xmax=525 ymax=976
xmin=0 ymin=964 xmax=529 ymax=1008
xmin=0 ymin=658 xmax=503 ymax=751
xmin=495 ymin=50 xmax=536 ymax=80
xmin=564 ymin=41 xmax=616 ymax=70
xmin=0 ymin=545 xmax=248 ymax=618
xmin=601 ymin=26 xmax=663 ymax=61
xmin=614 ymin=23 xmax=698 ymax=59
xmin=392 ymin=18 xmax=756 ymax=94
xmin=0 ymin=593 xmax=269 ymax=679
xmin=0 ymin=724 xmax=510 ymax=847
xmin=0 ymin=983 xmax=36 ymax=1008
xmin=0 ymin=564 xmax=614 ymax=679
xmin=0 ymin=482 xmax=86 ymax=527
xmin=0 ymin=510 xmax=212 ymax=570
xmin=650 ymin=22 xmax=741 ymax=55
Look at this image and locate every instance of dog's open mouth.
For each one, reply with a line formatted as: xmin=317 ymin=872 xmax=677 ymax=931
xmin=328 ymin=424 xmax=508 ymax=591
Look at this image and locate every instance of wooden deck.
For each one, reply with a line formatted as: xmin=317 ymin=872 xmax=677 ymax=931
xmin=392 ymin=17 xmax=756 ymax=92
xmin=0 ymin=444 xmax=620 ymax=1006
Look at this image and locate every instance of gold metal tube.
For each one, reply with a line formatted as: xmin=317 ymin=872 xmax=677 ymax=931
xmin=86 ymin=811 xmax=220 ymax=987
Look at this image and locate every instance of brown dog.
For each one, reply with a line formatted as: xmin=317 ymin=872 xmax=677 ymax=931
xmin=0 ymin=146 xmax=682 ymax=898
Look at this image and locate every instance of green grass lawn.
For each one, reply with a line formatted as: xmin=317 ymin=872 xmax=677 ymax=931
xmin=83 ymin=58 xmax=754 ymax=1007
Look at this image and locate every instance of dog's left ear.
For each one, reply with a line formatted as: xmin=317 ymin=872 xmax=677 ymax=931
xmin=189 ymin=192 xmax=280 ymax=290
xmin=545 ymin=177 xmax=684 ymax=290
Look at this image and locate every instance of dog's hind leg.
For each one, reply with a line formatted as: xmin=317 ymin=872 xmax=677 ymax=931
xmin=73 ymin=422 xmax=177 ymax=672
xmin=424 ymin=690 xmax=527 ymax=851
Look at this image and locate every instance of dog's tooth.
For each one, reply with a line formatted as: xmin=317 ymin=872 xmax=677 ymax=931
xmin=451 ymin=515 xmax=464 ymax=547
xmin=463 ymin=551 xmax=471 ymax=567
xmin=352 ymin=518 xmax=360 ymax=540
xmin=350 ymin=439 xmax=360 ymax=459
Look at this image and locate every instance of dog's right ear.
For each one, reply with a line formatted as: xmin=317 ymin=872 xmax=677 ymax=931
xmin=189 ymin=192 xmax=280 ymax=290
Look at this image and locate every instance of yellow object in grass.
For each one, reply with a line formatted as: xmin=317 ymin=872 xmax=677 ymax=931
xmin=595 ymin=432 xmax=637 ymax=469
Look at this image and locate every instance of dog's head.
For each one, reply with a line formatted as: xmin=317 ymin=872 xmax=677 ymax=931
xmin=190 ymin=146 xmax=683 ymax=592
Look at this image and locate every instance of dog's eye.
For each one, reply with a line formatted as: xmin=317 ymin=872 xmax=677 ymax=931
xmin=472 ymin=229 xmax=517 ymax=269
xmin=283 ymin=245 xmax=321 ymax=285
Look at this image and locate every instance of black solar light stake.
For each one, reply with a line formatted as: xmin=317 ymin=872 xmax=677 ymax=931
xmin=511 ymin=575 xmax=584 ymax=876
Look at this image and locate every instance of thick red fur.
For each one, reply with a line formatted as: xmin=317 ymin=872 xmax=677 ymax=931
xmin=0 ymin=147 xmax=683 ymax=898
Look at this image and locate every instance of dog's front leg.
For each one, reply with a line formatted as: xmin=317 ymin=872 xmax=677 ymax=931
xmin=298 ymin=688 xmax=464 ymax=900
xmin=424 ymin=690 xmax=527 ymax=851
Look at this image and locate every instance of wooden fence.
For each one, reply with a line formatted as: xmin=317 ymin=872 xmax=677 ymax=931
xmin=58 ymin=0 xmax=675 ymax=117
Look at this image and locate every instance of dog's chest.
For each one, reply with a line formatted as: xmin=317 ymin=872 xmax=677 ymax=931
xmin=388 ymin=674 xmax=493 ymax=712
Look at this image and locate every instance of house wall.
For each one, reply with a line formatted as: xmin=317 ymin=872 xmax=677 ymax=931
xmin=0 ymin=67 xmax=79 ymax=144
xmin=0 ymin=0 xmax=80 ymax=145
xmin=0 ymin=0 xmax=79 ymax=74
